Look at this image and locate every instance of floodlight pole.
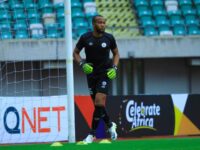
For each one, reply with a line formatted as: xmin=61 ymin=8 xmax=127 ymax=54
xmin=64 ymin=0 xmax=76 ymax=143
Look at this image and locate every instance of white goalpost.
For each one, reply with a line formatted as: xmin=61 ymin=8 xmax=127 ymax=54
xmin=64 ymin=0 xmax=75 ymax=143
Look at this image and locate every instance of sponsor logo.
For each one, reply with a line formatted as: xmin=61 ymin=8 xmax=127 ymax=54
xmin=3 ymin=106 xmax=65 ymax=134
xmin=125 ymin=100 xmax=160 ymax=131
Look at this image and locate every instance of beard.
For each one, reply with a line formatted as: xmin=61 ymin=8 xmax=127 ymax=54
xmin=96 ymin=29 xmax=105 ymax=34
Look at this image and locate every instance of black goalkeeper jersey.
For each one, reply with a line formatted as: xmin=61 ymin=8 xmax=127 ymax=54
xmin=76 ymin=32 xmax=117 ymax=74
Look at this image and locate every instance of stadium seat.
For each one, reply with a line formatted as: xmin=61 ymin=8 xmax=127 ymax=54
xmin=144 ymin=26 xmax=158 ymax=36
xmin=194 ymin=0 xmax=200 ymax=10
xmin=153 ymin=8 xmax=167 ymax=22
xmin=195 ymin=0 xmax=200 ymax=12
xmin=142 ymin=19 xmax=155 ymax=27
xmin=57 ymin=12 xmax=65 ymax=28
xmin=138 ymin=9 xmax=152 ymax=24
xmin=55 ymin=2 xmax=64 ymax=14
xmin=72 ymin=2 xmax=83 ymax=16
xmin=9 ymin=0 xmax=20 ymax=6
xmin=171 ymin=18 xmax=185 ymax=27
xmin=194 ymin=0 xmax=200 ymax=4
xmin=30 ymin=23 xmax=44 ymax=38
xmin=83 ymin=0 xmax=94 ymax=2
xmin=72 ymin=8 xmax=85 ymax=19
xmin=40 ymin=3 xmax=53 ymax=14
xmin=76 ymin=27 xmax=89 ymax=37
xmin=0 ymin=11 xmax=11 ymax=22
xmin=55 ymin=3 xmax=64 ymax=28
xmin=165 ymin=0 xmax=178 ymax=11
xmin=11 ymin=3 xmax=24 ymax=12
xmin=38 ymin=0 xmax=51 ymax=7
xmin=188 ymin=25 xmax=200 ymax=35
xmin=153 ymin=9 xmax=167 ymax=18
xmin=168 ymin=10 xmax=182 ymax=21
xmin=0 ymin=19 xmax=11 ymax=26
xmin=25 ymin=3 xmax=38 ymax=15
xmin=157 ymin=19 xmax=172 ymax=35
xmin=182 ymin=9 xmax=196 ymax=17
xmin=183 ymin=9 xmax=197 ymax=26
xmin=73 ymin=0 xmax=81 ymax=2
xmin=197 ymin=9 xmax=200 ymax=16
xmin=59 ymin=25 xmax=65 ymax=38
xmin=142 ymin=19 xmax=158 ymax=36
xmin=73 ymin=13 xmax=88 ymax=30
xmin=0 ymin=2 xmax=9 ymax=10
xmin=42 ymin=13 xmax=56 ymax=25
xmin=135 ymin=0 xmax=149 ymax=12
xmin=22 ymin=0 xmax=34 ymax=7
xmin=0 ymin=4 xmax=11 ymax=25
xmin=10 ymin=3 xmax=27 ymax=25
xmin=13 ymin=11 xmax=26 ymax=19
xmin=179 ymin=0 xmax=192 ymax=11
xmin=150 ymin=0 xmax=164 ymax=12
xmin=185 ymin=18 xmax=199 ymax=26
xmin=14 ymin=24 xmax=29 ymax=39
xmin=28 ymin=13 xmax=41 ymax=24
xmin=45 ymin=24 xmax=60 ymax=38
xmin=0 ymin=24 xmax=12 ymax=39
xmin=84 ymin=1 xmax=96 ymax=12
xmin=154 ymin=9 xmax=167 ymax=25
xmin=171 ymin=19 xmax=186 ymax=35
xmin=140 ymin=17 xmax=153 ymax=26
xmin=72 ymin=1 xmax=83 ymax=7
xmin=173 ymin=25 xmax=186 ymax=35
xmin=72 ymin=12 xmax=86 ymax=31
xmin=13 ymin=12 xmax=26 ymax=25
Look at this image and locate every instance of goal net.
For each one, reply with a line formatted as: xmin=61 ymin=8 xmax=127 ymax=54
xmin=0 ymin=61 xmax=69 ymax=144
xmin=0 ymin=0 xmax=70 ymax=144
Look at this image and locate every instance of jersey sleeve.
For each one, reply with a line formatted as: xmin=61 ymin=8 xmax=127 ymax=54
xmin=76 ymin=35 xmax=85 ymax=51
xmin=110 ymin=35 xmax=117 ymax=50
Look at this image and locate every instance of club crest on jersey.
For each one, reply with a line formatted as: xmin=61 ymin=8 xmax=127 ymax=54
xmin=89 ymin=42 xmax=93 ymax=46
xmin=101 ymin=81 xmax=107 ymax=88
xmin=101 ymin=42 xmax=107 ymax=48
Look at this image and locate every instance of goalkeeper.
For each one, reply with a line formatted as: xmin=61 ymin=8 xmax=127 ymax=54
xmin=73 ymin=15 xmax=120 ymax=143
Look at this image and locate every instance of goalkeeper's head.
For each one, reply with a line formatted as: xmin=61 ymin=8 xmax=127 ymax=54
xmin=92 ymin=15 xmax=106 ymax=34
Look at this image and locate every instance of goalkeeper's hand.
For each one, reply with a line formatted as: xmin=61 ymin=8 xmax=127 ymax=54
xmin=80 ymin=61 xmax=93 ymax=75
xmin=107 ymin=65 xmax=117 ymax=80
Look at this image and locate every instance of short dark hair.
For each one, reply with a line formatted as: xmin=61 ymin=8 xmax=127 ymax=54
xmin=92 ymin=15 xmax=103 ymax=25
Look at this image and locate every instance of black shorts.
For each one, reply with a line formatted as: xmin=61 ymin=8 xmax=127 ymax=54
xmin=87 ymin=73 xmax=110 ymax=100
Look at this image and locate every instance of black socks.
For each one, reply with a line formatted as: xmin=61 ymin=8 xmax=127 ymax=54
xmin=101 ymin=106 xmax=112 ymax=128
xmin=91 ymin=105 xmax=111 ymax=136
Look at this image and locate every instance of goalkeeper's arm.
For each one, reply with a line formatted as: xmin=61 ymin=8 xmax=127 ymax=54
xmin=111 ymin=47 xmax=120 ymax=67
xmin=73 ymin=47 xmax=82 ymax=65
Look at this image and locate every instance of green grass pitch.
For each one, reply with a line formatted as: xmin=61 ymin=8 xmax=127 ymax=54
xmin=0 ymin=137 xmax=200 ymax=150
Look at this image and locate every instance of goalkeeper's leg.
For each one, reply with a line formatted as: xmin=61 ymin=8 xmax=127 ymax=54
xmin=83 ymin=93 xmax=107 ymax=143
xmin=83 ymin=92 xmax=117 ymax=143
xmin=83 ymin=105 xmax=103 ymax=143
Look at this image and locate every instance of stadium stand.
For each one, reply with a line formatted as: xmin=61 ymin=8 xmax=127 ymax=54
xmin=134 ymin=0 xmax=200 ymax=36
xmin=0 ymin=0 xmax=97 ymax=39
xmin=0 ymin=0 xmax=199 ymax=39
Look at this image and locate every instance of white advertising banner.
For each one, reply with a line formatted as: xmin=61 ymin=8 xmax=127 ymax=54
xmin=0 ymin=95 xmax=68 ymax=144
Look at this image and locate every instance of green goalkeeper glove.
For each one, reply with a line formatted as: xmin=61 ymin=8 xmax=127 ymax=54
xmin=107 ymin=65 xmax=117 ymax=80
xmin=80 ymin=61 xmax=93 ymax=75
